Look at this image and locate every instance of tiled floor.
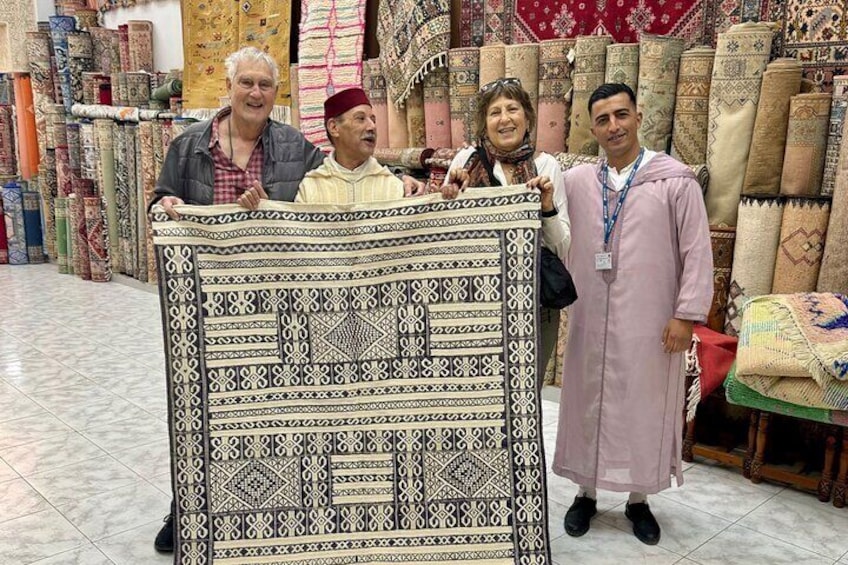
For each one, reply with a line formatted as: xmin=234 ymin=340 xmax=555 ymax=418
xmin=2 ymin=264 xmax=847 ymax=565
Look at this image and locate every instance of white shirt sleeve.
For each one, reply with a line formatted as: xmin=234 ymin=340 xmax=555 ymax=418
xmin=537 ymin=153 xmax=571 ymax=261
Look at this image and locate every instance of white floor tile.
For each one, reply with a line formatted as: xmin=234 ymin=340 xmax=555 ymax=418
xmin=0 ymin=413 xmax=72 ymax=450
xmin=657 ymin=464 xmax=781 ymax=522
xmin=47 ymin=395 xmax=156 ymax=432
xmin=0 ymin=509 xmax=88 ymax=565
xmin=0 ymin=431 xmax=106 ymax=476
xmin=0 ymin=457 xmax=19 ymax=483
xmin=0 ymin=478 xmax=52 ymax=523
xmin=688 ymin=524 xmax=833 ymax=565
xmin=80 ymin=415 xmax=168 ymax=454
xmin=111 ymin=441 xmax=171 ymax=480
xmin=28 ymin=544 xmax=115 ymax=565
xmin=94 ymin=520 xmax=174 ymax=565
xmin=738 ymin=488 xmax=848 ymax=559
xmin=27 ymin=455 xmax=142 ymax=507
xmin=0 ymin=382 xmax=49 ymax=423
xmin=57 ymin=482 xmax=170 ymax=541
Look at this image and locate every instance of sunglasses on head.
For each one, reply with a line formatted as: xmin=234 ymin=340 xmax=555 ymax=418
xmin=480 ymin=77 xmax=522 ymax=93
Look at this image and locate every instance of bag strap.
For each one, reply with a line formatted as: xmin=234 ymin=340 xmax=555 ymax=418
xmin=475 ymin=146 xmax=502 ymax=187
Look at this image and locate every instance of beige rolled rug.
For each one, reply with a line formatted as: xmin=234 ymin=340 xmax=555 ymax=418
xmin=405 ymin=82 xmax=427 ymax=147
xmin=771 ymin=197 xmax=831 ymax=294
xmin=568 ymin=35 xmax=612 ymax=156
xmin=362 ymin=59 xmax=390 ymax=149
xmin=449 ymin=47 xmax=480 ymax=148
xmin=479 ymin=44 xmax=506 ymax=88
xmin=780 ymin=93 xmax=832 ymax=196
xmin=705 ymin=22 xmax=773 ymax=226
xmin=817 ymin=115 xmax=848 ymax=293
xmin=670 ymin=47 xmax=714 ymax=166
xmin=821 ymin=76 xmax=848 ymax=196
xmin=741 ymin=58 xmax=803 ymax=196
xmin=505 ymin=43 xmax=539 ymax=145
xmin=536 ymin=39 xmax=574 ymax=155
xmin=422 ymin=66 xmax=452 ymax=148
xmin=724 ymin=196 xmax=784 ymax=337
xmin=604 ymin=44 xmax=639 ymax=91
xmin=637 ymin=34 xmax=684 ymax=153
xmin=289 ymin=64 xmax=300 ymax=130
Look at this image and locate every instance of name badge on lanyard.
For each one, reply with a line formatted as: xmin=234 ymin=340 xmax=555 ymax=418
xmin=597 ymin=148 xmax=645 ymax=271
xmin=595 ymin=251 xmax=612 ymax=271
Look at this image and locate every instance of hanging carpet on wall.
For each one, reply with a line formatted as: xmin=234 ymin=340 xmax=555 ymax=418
xmin=377 ymin=0 xmax=450 ymax=107
xmin=297 ymin=0 xmax=365 ymax=146
xmin=182 ymin=0 xmax=292 ymax=109
xmin=459 ymin=0 xmax=485 ymax=47
xmin=510 ymin=0 xmax=706 ymax=46
xmin=152 ymin=187 xmax=552 ymax=564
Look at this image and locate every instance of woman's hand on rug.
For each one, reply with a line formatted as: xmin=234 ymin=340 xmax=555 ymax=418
xmin=527 ymin=175 xmax=555 ymax=213
xmin=402 ymin=176 xmax=426 ymax=197
xmin=662 ymin=318 xmax=694 ymax=354
xmin=442 ymin=169 xmax=469 ymax=200
xmin=238 ymin=180 xmax=268 ymax=210
xmin=160 ymin=196 xmax=185 ymax=220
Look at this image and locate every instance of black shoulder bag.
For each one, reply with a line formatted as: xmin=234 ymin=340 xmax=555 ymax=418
xmin=474 ymin=147 xmax=578 ymax=309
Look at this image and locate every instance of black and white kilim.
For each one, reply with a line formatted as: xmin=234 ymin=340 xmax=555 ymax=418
xmin=152 ymin=186 xmax=551 ymax=564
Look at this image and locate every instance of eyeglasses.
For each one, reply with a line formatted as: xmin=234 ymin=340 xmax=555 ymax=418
xmin=479 ymin=77 xmax=522 ymax=93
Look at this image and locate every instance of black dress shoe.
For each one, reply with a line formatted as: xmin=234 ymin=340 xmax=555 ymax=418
xmin=564 ymin=495 xmax=597 ymax=537
xmin=154 ymin=514 xmax=175 ymax=553
xmin=625 ymin=502 xmax=661 ymax=545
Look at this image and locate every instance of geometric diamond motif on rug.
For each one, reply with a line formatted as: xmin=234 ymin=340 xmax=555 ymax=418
xmin=424 ymin=449 xmax=511 ymax=501
xmin=210 ymin=458 xmax=302 ymax=512
xmin=781 ymin=228 xmax=826 ymax=266
xmin=311 ymin=307 xmax=399 ymax=363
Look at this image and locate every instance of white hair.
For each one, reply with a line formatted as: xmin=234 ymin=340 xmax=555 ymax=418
xmin=224 ymin=47 xmax=279 ymax=86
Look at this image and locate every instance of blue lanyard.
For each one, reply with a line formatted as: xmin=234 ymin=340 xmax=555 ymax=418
xmin=602 ymin=148 xmax=645 ymax=249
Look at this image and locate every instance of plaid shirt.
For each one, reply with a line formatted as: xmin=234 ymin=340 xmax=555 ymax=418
xmin=209 ymin=107 xmax=264 ymax=204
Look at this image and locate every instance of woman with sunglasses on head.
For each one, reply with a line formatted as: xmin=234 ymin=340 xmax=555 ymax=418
xmin=441 ymin=77 xmax=572 ymax=379
xmin=442 ymin=77 xmax=570 ymax=261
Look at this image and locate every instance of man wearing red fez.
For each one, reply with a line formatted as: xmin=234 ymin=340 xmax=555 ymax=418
xmin=295 ymin=87 xmax=404 ymax=203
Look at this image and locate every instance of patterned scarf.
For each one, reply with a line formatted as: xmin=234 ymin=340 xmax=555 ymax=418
xmin=465 ymin=135 xmax=537 ymax=187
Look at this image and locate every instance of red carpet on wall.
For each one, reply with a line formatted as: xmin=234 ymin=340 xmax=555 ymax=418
xmin=510 ymin=0 xmax=706 ymax=46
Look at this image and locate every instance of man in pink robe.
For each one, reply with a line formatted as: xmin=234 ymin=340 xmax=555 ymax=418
xmin=552 ymin=83 xmax=713 ymax=545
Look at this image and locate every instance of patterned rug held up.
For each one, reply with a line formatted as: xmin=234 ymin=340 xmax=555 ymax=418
xmin=151 ymin=187 xmax=552 ymax=565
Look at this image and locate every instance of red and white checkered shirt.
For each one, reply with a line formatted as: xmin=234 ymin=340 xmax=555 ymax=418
xmin=209 ymin=107 xmax=265 ymax=204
